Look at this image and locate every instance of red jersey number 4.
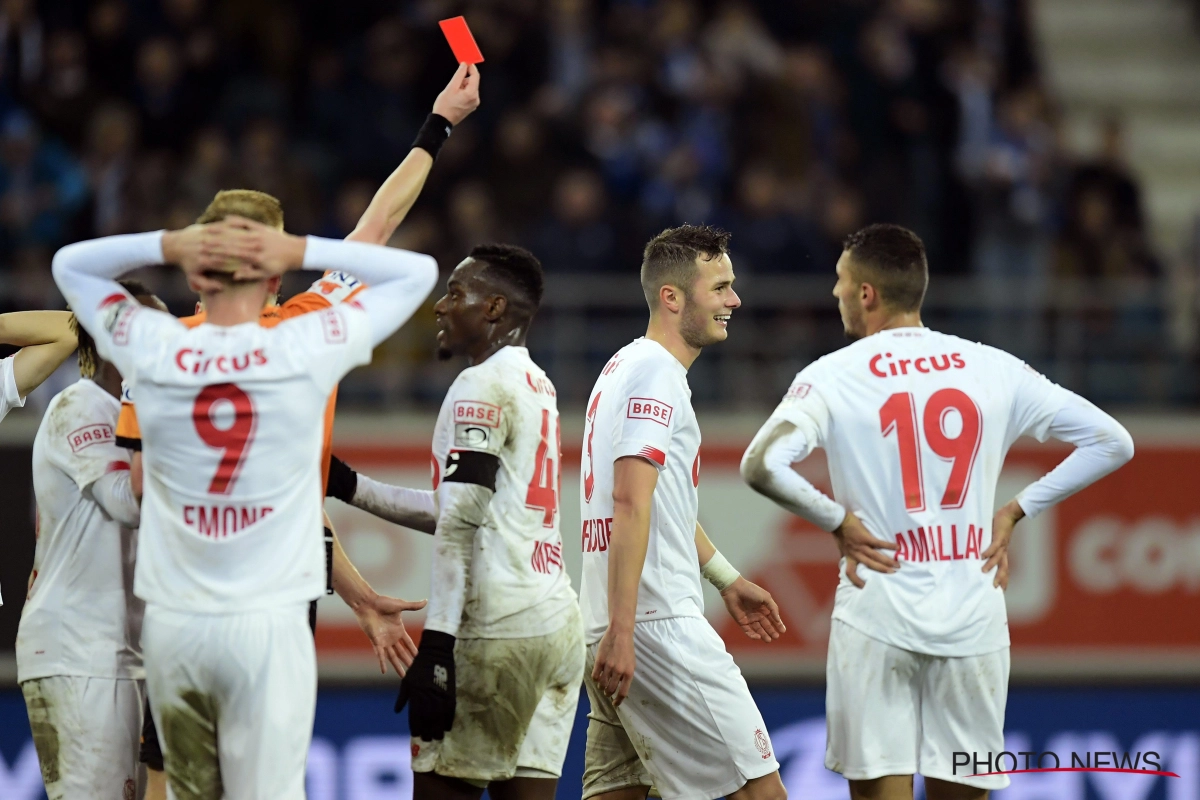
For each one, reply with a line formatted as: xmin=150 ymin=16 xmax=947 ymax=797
xmin=525 ymin=409 xmax=561 ymax=527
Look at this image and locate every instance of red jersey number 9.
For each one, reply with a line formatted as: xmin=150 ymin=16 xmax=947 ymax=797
xmin=194 ymin=383 xmax=257 ymax=494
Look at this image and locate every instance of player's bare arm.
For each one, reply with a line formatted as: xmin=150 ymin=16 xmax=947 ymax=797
xmin=326 ymin=513 xmax=426 ymax=676
xmin=593 ymin=455 xmax=657 ymax=707
xmin=326 ymin=454 xmax=437 ymax=534
xmin=0 ymin=310 xmax=78 ymax=397
xmin=348 ymin=63 xmax=481 ymax=246
xmin=695 ymin=523 xmax=786 ymax=642
xmin=742 ymin=416 xmax=897 ymax=588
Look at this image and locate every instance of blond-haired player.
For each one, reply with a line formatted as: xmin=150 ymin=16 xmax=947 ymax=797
xmin=52 ymin=215 xmax=438 ymax=798
xmin=581 ymin=225 xmax=787 ymax=800
xmin=16 ymin=281 xmax=165 ymax=800
xmin=741 ymin=223 xmax=1134 ymax=800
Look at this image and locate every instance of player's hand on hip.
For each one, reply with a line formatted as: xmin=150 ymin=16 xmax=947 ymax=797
xmin=432 ymin=62 xmax=481 ymax=125
xmin=720 ymin=576 xmax=786 ymax=642
xmin=354 ymin=594 xmax=426 ymax=676
xmin=834 ymin=511 xmax=899 ymax=589
xmin=592 ymin=626 xmax=636 ymax=707
xmin=202 ymin=215 xmax=306 ymax=280
xmin=984 ymin=499 xmax=1025 ymax=589
xmin=395 ymin=629 xmax=457 ymax=740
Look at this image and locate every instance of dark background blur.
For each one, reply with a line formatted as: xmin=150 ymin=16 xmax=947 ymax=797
xmin=0 ymin=0 xmax=1184 ymax=408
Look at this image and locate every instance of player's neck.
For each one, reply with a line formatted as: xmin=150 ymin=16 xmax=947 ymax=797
xmin=467 ymin=325 xmax=526 ymax=366
xmin=91 ymin=362 xmax=122 ymax=399
xmin=867 ymin=311 xmax=924 ymax=337
xmin=644 ymin=317 xmax=699 ymax=370
xmin=201 ymin=290 xmax=269 ymax=327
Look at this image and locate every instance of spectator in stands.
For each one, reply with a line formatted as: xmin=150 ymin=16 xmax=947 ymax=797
xmin=722 ymin=163 xmax=820 ymax=274
xmin=133 ymin=36 xmax=196 ymax=151
xmin=30 ymin=30 xmax=97 ymax=150
xmin=529 ymin=168 xmax=620 ymax=273
xmin=1065 ymin=117 xmax=1144 ymax=234
xmin=0 ymin=111 xmax=86 ymax=254
xmin=83 ymin=102 xmax=138 ymax=236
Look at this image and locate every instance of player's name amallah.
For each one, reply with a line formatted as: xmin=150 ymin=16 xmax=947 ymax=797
xmin=182 ymin=504 xmax=276 ymax=539
xmin=891 ymin=522 xmax=987 ymax=563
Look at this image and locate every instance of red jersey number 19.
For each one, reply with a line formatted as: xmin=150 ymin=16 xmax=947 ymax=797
xmin=194 ymin=383 xmax=257 ymax=495
xmin=880 ymin=389 xmax=982 ymax=512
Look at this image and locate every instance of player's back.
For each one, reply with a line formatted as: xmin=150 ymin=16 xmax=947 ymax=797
xmin=129 ymin=305 xmax=371 ymax=613
xmin=18 ymin=379 xmax=142 ymax=681
xmin=432 ymin=346 xmax=576 ymax=638
xmin=788 ymin=327 xmax=1073 ymax=654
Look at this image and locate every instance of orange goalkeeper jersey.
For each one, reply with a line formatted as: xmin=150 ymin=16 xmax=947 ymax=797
xmin=116 ymin=271 xmax=365 ymax=493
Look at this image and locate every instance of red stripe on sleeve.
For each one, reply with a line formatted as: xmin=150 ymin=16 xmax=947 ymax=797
xmin=636 ymin=446 xmax=666 ymax=466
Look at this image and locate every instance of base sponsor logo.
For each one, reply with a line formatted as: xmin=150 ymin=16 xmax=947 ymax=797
xmin=626 ymin=397 xmax=673 ymax=426
xmin=67 ymin=423 xmax=115 ymax=453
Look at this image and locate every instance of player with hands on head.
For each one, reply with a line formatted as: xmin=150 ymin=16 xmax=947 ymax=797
xmin=580 ymin=224 xmax=787 ymax=800
xmin=326 ymin=245 xmax=583 ymax=800
xmin=0 ymin=310 xmax=79 ymax=424
xmin=740 ymin=223 xmax=1134 ymax=800
xmin=52 ymin=211 xmax=437 ymax=800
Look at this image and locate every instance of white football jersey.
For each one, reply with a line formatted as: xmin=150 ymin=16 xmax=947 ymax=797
xmin=17 ymin=379 xmax=143 ymax=681
xmin=579 ymin=338 xmax=705 ymax=644
xmin=98 ymin=299 xmax=372 ymax=613
xmin=769 ymin=327 xmax=1074 ymax=656
xmin=0 ymin=354 xmax=24 ymax=428
xmin=428 ymin=346 xmax=577 ymax=639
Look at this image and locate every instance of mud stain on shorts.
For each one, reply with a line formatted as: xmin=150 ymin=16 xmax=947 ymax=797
xmin=22 ymin=681 xmax=61 ymax=786
xmin=160 ymin=690 xmax=222 ymax=800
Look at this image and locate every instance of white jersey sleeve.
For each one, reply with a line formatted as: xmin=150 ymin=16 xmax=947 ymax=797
xmin=46 ymin=393 xmax=132 ymax=494
xmin=0 ymin=354 xmax=24 ymax=423
xmin=611 ymin=358 xmax=685 ymax=469
xmin=1004 ymin=359 xmax=1075 ymax=447
xmin=275 ymin=304 xmax=374 ymax=394
xmin=770 ymin=369 xmax=834 ymax=448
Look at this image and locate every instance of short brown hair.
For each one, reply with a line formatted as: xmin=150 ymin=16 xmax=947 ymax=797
xmin=640 ymin=224 xmax=732 ymax=308
xmin=197 ymin=189 xmax=284 ymax=229
xmin=842 ymin=223 xmax=928 ymax=312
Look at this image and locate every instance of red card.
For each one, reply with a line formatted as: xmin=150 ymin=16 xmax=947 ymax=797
xmin=439 ymin=16 xmax=484 ymax=64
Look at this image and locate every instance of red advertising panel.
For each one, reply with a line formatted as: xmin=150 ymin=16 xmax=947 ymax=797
xmin=318 ymin=424 xmax=1200 ymax=680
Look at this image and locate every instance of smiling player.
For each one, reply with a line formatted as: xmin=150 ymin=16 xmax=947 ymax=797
xmin=580 ymin=224 xmax=787 ymax=800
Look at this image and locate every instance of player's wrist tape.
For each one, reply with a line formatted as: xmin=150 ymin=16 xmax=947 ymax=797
xmin=412 ymin=113 xmax=453 ymax=159
xmin=701 ymin=550 xmax=740 ymax=592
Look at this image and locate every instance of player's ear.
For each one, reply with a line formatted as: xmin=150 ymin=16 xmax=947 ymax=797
xmin=658 ymin=284 xmax=683 ymax=314
xmin=484 ymin=293 xmax=507 ymax=321
xmin=860 ymin=281 xmax=879 ymax=311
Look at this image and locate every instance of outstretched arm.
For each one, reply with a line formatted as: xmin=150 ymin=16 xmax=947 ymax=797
xmin=326 ymin=454 xmax=437 ymax=534
xmin=347 ymin=63 xmax=480 ymax=246
xmin=0 ymin=311 xmax=78 ymax=397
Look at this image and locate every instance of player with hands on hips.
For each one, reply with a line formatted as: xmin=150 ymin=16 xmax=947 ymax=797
xmin=580 ymin=225 xmax=786 ymax=800
xmin=741 ymin=224 xmax=1133 ymax=800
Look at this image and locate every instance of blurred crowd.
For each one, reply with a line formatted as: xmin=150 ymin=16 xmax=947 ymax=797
xmin=0 ymin=0 xmax=1169 ymax=404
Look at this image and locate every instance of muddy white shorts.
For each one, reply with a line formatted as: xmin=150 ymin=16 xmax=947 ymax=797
xmin=825 ymin=619 xmax=1010 ymax=790
xmin=142 ymin=602 xmax=316 ymax=800
xmin=20 ymin=675 xmax=145 ymax=800
xmin=412 ymin=603 xmax=585 ymax=785
xmin=583 ymin=615 xmax=779 ymax=800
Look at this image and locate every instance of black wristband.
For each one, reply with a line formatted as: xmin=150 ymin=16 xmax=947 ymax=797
xmin=412 ymin=113 xmax=452 ymax=159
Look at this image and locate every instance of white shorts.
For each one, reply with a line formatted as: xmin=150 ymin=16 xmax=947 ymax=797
xmin=20 ymin=675 xmax=145 ymax=800
xmin=413 ymin=604 xmax=585 ymax=784
xmin=142 ymin=603 xmax=316 ymax=800
xmin=825 ymin=619 xmax=1010 ymax=790
xmin=583 ymin=616 xmax=779 ymax=800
